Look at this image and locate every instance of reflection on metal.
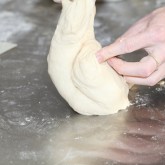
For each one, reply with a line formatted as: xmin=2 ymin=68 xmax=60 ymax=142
xmin=47 ymin=105 xmax=165 ymax=165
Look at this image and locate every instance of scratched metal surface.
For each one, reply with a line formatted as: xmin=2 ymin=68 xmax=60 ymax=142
xmin=1 ymin=0 xmax=165 ymax=165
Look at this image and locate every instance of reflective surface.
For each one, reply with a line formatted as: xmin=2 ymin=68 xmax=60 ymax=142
xmin=1 ymin=0 xmax=165 ymax=165
xmin=47 ymin=106 xmax=165 ymax=165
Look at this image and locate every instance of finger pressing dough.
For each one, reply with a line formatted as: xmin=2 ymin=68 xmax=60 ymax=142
xmin=47 ymin=0 xmax=130 ymax=115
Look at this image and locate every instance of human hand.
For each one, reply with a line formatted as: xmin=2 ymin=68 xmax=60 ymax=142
xmin=96 ymin=7 xmax=165 ymax=86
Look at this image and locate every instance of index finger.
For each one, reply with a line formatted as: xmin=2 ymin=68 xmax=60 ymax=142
xmin=96 ymin=31 xmax=152 ymax=63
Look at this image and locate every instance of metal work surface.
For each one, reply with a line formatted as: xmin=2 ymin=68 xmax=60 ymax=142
xmin=1 ymin=0 xmax=165 ymax=164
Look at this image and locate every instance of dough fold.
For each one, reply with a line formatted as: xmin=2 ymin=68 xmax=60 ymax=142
xmin=48 ymin=0 xmax=130 ymax=115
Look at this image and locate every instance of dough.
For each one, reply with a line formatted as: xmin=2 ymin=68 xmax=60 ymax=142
xmin=47 ymin=0 xmax=129 ymax=115
xmin=0 ymin=42 xmax=17 ymax=55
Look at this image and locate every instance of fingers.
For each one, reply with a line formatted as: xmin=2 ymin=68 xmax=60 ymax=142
xmin=108 ymin=53 xmax=165 ymax=86
xmin=96 ymin=12 xmax=151 ymax=63
xmin=96 ymin=31 xmax=151 ymax=63
xmin=124 ymin=62 xmax=165 ymax=86
xmin=147 ymin=44 xmax=165 ymax=65
xmin=107 ymin=55 xmax=158 ymax=77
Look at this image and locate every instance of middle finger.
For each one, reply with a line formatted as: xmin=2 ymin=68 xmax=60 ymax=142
xmin=108 ymin=55 xmax=158 ymax=77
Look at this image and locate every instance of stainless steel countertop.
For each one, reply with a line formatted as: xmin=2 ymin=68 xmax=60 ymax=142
xmin=1 ymin=0 xmax=165 ymax=164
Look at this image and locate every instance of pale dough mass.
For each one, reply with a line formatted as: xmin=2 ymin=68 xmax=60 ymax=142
xmin=47 ymin=0 xmax=130 ymax=115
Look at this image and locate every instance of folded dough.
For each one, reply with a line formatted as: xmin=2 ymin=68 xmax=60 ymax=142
xmin=47 ymin=0 xmax=129 ymax=115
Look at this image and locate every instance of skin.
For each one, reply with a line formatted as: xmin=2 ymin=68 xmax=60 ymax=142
xmin=96 ymin=7 xmax=165 ymax=86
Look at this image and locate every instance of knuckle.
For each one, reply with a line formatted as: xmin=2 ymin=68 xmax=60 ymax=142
xmin=141 ymin=66 xmax=153 ymax=77
xmin=122 ymin=41 xmax=133 ymax=53
xmin=150 ymin=26 xmax=165 ymax=42
xmin=146 ymin=78 xmax=157 ymax=86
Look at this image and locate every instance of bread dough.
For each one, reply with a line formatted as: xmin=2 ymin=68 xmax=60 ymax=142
xmin=47 ymin=0 xmax=129 ymax=115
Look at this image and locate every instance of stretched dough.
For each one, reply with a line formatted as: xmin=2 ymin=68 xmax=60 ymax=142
xmin=48 ymin=0 xmax=129 ymax=115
